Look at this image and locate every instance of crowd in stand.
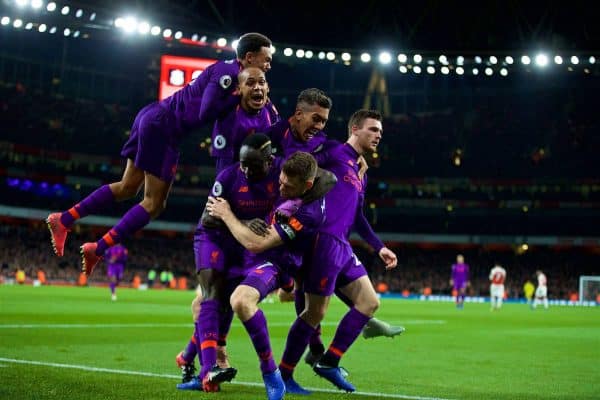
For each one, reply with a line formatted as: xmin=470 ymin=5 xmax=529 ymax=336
xmin=2 ymin=224 xmax=595 ymax=300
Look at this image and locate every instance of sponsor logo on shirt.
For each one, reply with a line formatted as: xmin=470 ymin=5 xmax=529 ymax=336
xmin=210 ymin=250 xmax=220 ymax=264
xmin=238 ymin=186 xmax=249 ymax=193
xmin=288 ymin=217 xmax=303 ymax=231
xmin=280 ymin=223 xmax=296 ymax=240
xmin=214 ymin=134 xmax=227 ymax=149
xmin=212 ymin=181 xmax=223 ymax=196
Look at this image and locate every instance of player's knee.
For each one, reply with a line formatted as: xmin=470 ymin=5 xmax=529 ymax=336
xmin=112 ymin=181 xmax=141 ymax=200
xmin=230 ymin=289 xmax=254 ymax=318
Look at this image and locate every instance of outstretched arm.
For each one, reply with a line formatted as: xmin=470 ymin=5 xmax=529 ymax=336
xmin=206 ymin=196 xmax=283 ymax=252
xmin=301 ymin=168 xmax=337 ymax=204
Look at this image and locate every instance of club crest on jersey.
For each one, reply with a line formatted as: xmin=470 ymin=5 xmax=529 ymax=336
xmin=212 ymin=181 xmax=223 ymax=196
xmin=214 ymin=134 xmax=227 ymax=149
xmin=219 ymin=75 xmax=233 ymax=89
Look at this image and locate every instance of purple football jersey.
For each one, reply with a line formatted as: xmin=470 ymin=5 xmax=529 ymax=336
xmin=452 ymin=263 xmax=470 ymax=288
xmin=266 ymin=119 xmax=328 ymax=159
xmin=105 ymin=244 xmax=128 ymax=266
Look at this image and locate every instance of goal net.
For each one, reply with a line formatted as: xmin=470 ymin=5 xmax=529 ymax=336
xmin=579 ymin=276 xmax=600 ymax=303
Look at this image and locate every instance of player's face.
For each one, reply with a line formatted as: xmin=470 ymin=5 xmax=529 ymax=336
xmin=239 ymin=146 xmax=271 ymax=181
xmin=239 ymin=68 xmax=268 ymax=111
xmin=457 ymin=255 xmax=464 ymax=263
xmin=293 ymin=104 xmax=329 ymax=142
xmin=279 ymin=172 xmax=308 ymax=198
xmin=248 ymin=47 xmax=273 ymax=72
xmin=352 ymin=118 xmax=382 ymax=154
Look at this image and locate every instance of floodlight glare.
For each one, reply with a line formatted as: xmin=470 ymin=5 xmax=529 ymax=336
xmin=162 ymin=28 xmax=172 ymax=38
xmin=341 ymin=52 xmax=351 ymax=61
xmin=589 ymin=56 xmax=596 ymax=64
xmin=397 ymin=53 xmax=407 ymax=63
xmin=500 ymin=68 xmax=508 ymax=76
xmin=505 ymin=56 xmax=514 ymax=64
xmin=305 ymin=50 xmax=313 ymax=59
xmin=413 ymin=54 xmax=422 ymax=63
xmin=318 ymin=51 xmax=325 ymax=59
xmin=399 ymin=65 xmax=408 ymax=73
xmin=90 ymin=13 xmax=96 ymax=21
xmin=456 ymin=56 xmax=464 ymax=65
xmin=283 ymin=48 xmax=293 ymax=56
xmin=413 ymin=65 xmax=422 ymax=74
xmin=521 ymin=55 xmax=531 ymax=65
xmin=38 ymin=23 xmax=46 ymax=32
xmin=472 ymin=68 xmax=479 ymax=75
xmin=150 ymin=26 xmax=160 ymax=35
xmin=31 ymin=0 xmax=43 ymax=9
xmin=61 ymin=6 xmax=69 ymax=15
xmin=535 ymin=54 xmax=549 ymax=67
xmin=174 ymin=31 xmax=183 ymax=40
xmin=231 ymin=39 xmax=239 ymax=49
xmin=138 ymin=21 xmax=150 ymax=35
xmin=456 ymin=67 xmax=464 ymax=75
xmin=485 ymin=67 xmax=493 ymax=75
xmin=475 ymin=56 xmax=482 ymax=64
xmin=378 ymin=51 xmax=392 ymax=64
xmin=25 ymin=22 xmax=33 ymax=30
xmin=49 ymin=26 xmax=56 ymax=33
xmin=296 ymin=49 xmax=305 ymax=58
xmin=16 ymin=0 xmax=28 ymax=7
xmin=361 ymin=53 xmax=371 ymax=63
xmin=13 ymin=19 xmax=23 ymax=28
xmin=46 ymin=2 xmax=56 ymax=12
xmin=326 ymin=52 xmax=335 ymax=61
xmin=75 ymin=9 xmax=83 ymax=18
xmin=441 ymin=66 xmax=450 ymax=75
xmin=1 ymin=17 xmax=10 ymax=26
xmin=554 ymin=55 xmax=563 ymax=64
xmin=216 ymin=37 xmax=227 ymax=46
xmin=489 ymin=56 xmax=498 ymax=64
xmin=73 ymin=30 xmax=80 ymax=38
xmin=63 ymin=28 xmax=70 ymax=36
xmin=570 ymin=56 xmax=579 ymax=64
xmin=439 ymin=55 xmax=448 ymax=64
xmin=123 ymin=17 xmax=137 ymax=33
xmin=114 ymin=18 xmax=124 ymax=28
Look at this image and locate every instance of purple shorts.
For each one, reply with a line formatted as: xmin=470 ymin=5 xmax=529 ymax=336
xmin=302 ymin=233 xmax=354 ymax=296
xmin=454 ymin=282 xmax=467 ymax=293
xmin=335 ymin=253 xmax=367 ymax=288
xmin=193 ymin=235 xmax=245 ymax=279
xmin=120 ymin=102 xmax=180 ymax=182
xmin=240 ymin=261 xmax=283 ymax=301
xmin=107 ymin=264 xmax=124 ymax=280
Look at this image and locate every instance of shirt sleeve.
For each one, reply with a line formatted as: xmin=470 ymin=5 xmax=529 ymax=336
xmin=353 ymin=192 xmax=385 ymax=253
xmin=272 ymin=204 xmax=319 ymax=244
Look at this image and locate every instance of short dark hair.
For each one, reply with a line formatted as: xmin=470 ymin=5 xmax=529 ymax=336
xmin=282 ymin=151 xmax=317 ymax=182
xmin=236 ymin=32 xmax=272 ymax=59
xmin=297 ymin=88 xmax=332 ymax=110
xmin=241 ymin=133 xmax=272 ymax=157
xmin=347 ymin=109 xmax=382 ymax=136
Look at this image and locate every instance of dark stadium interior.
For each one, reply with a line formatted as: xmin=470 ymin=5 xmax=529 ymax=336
xmin=1 ymin=1 xmax=599 ymax=297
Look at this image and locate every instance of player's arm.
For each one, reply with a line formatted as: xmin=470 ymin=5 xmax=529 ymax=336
xmin=206 ymin=196 xmax=283 ymax=253
xmin=198 ymin=81 xmax=240 ymax=125
xmin=312 ymin=139 xmax=340 ymax=166
xmin=301 ymin=168 xmax=337 ymax=203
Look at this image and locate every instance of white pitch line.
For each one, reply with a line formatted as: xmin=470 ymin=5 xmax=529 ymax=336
xmin=0 ymin=320 xmax=445 ymax=329
xmin=0 ymin=357 xmax=453 ymax=400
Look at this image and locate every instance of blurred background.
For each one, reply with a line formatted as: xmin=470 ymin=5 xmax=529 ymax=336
xmin=1 ymin=0 xmax=599 ymax=302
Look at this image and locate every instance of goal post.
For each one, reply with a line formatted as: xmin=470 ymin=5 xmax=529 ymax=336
xmin=579 ymin=276 xmax=600 ymax=303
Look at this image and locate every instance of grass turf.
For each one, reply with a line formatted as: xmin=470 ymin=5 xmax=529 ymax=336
xmin=0 ymin=285 xmax=598 ymax=399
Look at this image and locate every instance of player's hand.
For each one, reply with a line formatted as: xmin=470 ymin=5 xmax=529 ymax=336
xmin=357 ymin=155 xmax=369 ymax=180
xmin=277 ymin=288 xmax=295 ymax=303
xmin=275 ymin=199 xmax=302 ymax=218
xmin=206 ymin=196 xmax=232 ymax=219
xmin=379 ymin=247 xmax=397 ymax=270
xmin=245 ymin=218 xmax=269 ymax=236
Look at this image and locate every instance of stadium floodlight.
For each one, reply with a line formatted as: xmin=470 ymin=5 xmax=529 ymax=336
xmin=489 ymin=56 xmax=498 ymax=64
xmin=283 ymin=47 xmax=293 ymax=56
xmin=554 ymin=55 xmax=563 ymax=64
xmin=75 ymin=9 xmax=83 ymax=18
xmin=500 ymin=68 xmax=508 ymax=76
xmin=326 ymin=51 xmax=335 ymax=61
xmin=378 ymin=51 xmax=392 ymax=64
xmin=73 ymin=30 xmax=79 ymax=38
xmin=535 ymin=53 xmax=549 ymax=67
xmin=361 ymin=53 xmax=371 ymax=63
xmin=304 ymin=50 xmax=313 ymax=59
xmin=114 ymin=17 xmax=124 ymax=28
xmin=31 ymin=0 xmax=43 ymax=9
xmin=441 ymin=66 xmax=450 ymax=74
xmin=90 ymin=12 xmax=96 ymax=21
xmin=150 ymin=25 xmax=160 ymax=36
xmin=521 ymin=55 xmax=531 ymax=65
xmin=216 ymin=37 xmax=227 ymax=46
xmin=474 ymin=56 xmax=482 ymax=64
xmin=25 ymin=22 xmax=33 ymax=30
xmin=162 ymin=28 xmax=172 ymax=38
xmin=13 ymin=18 xmax=23 ymax=28
xmin=456 ymin=56 xmax=464 ymax=65
xmin=63 ymin=27 xmax=70 ymax=36
xmin=570 ymin=56 xmax=579 ymax=64
xmin=456 ymin=66 xmax=464 ymax=75
xmin=413 ymin=54 xmax=422 ymax=63
xmin=174 ymin=31 xmax=183 ymax=40
xmin=1 ymin=17 xmax=10 ymax=26
xmin=589 ymin=56 xmax=596 ymax=64
xmin=413 ymin=65 xmax=422 ymax=74
xmin=230 ymin=39 xmax=238 ymax=49
xmin=579 ymin=276 xmax=600 ymax=304
xmin=399 ymin=65 xmax=408 ymax=73
xmin=190 ymin=33 xmax=198 ymax=41
xmin=397 ymin=53 xmax=407 ymax=63
xmin=485 ymin=67 xmax=493 ymax=75
xmin=137 ymin=21 xmax=150 ymax=35
xmin=472 ymin=68 xmax=479 ymax=75
xmin=296 ymin=49 xmax=305 ymax=58
xmin=38 ymin=23 xmax=46 ymax=32
xmin=49 ymin=26 xmax=56 ymax=33
xmin=16 ymin=0 xmax=28 ymax=7
xmin=341 ymin=52 xmax=351 ymax=61
xmin=439 ymin=55 xmax=448 ymax=64
xmin=318 ymin=51 xmax=325 ymax=59
xmin=199 ymin=35 xmax=207 ymax=42
xmin=46 ymin=2 xmax=56 ymax=12
xmin=426 ymin=66 xmax=435 ymax=74
xmin=61 ymin=6 xmax=69 ymax=15
xmin=123 ymin=17 xmax=137 ymax=33
xmin=505 ymin=56 xmax=514 ymax=64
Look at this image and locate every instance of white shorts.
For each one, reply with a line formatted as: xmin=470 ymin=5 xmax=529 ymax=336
xmin=490 ymin=284 xmax=504 ymax=298
xmin=535 ymin=286 xmax=547 ymax=298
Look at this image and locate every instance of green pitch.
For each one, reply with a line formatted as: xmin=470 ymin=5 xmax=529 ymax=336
xmin=0 ymin=285 xmax=598 ymax=399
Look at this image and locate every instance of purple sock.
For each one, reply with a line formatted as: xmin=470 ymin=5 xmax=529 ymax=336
xmin=182 ymin=335 xmax=197 ymax=363
xmin=320 ymin=307 xmax=370 ymax=367
xmin=95 ymin=204 xmax=150 ymax=255
xmin=309 ymin=324 xmax=325 ymax=354
xmin=109 ymin=282 xmax=116 ymax=294
xmin=193 ymin=321 xmax=203 ymax=366
xmin=197 ymin=300 xmax=220 ymax=379
xmin=242 ymin=310 xmax=277 ymax=375
xmin=279 ymin=317 xmax=316 ymax=380
xmin=60 ymin=185 xmax=115 ymax=228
